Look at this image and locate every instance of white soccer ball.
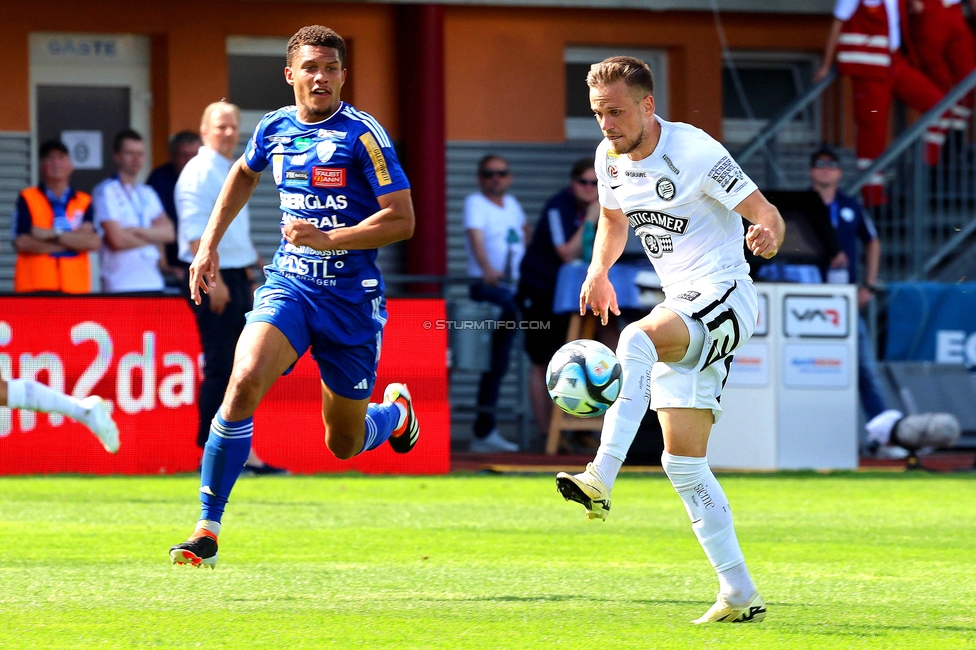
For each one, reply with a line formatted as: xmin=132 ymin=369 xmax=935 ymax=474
xmin=546 ymin=339 xmax=622 ymax=418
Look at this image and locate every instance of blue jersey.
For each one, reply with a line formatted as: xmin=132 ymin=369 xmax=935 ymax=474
xmin=828 ymin=190 xmax=878 ymax=284
xmin=244 ymin=102 xmax=410 ymax=303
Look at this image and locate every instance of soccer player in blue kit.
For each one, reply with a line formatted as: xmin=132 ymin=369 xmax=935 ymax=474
xmin=170 ymin=25 xmax=419 ymax=568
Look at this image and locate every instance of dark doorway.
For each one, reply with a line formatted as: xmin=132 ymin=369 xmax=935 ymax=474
xmin=36 ymin=85 xmax=130 ymax=193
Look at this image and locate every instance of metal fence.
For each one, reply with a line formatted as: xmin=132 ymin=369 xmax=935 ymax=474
xmin=736 ymin=67 xmax=976 ymax=284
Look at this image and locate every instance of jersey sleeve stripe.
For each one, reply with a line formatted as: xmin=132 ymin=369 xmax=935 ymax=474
xmin=352 ymin=108 xmax=392 ymax=148
xmin=344 ymin=106 xmax=393 ymax=148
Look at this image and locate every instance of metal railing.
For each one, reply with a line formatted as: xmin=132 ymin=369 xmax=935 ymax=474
xmin=734 ymin=63 xmax=976 ymax=283
xmin=736 ymin=70 xmax=838 ymax=167
xmin=843 ymin=67 xmax=976 ymax=281
xmin=733 ymin=70 xmax=843 ymax=191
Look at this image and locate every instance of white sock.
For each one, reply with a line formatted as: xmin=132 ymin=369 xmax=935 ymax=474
xmin=591 ymin=452 xmax=623 ymax=488
xmin=596 ymin=324 xmax=658 ymax=468
xmin=393 ymin=402 xmax=407 ymax=430
xmin=717 ymin=562 xmax=756 ymax=606
xmin=195 ymin=519 xmax=221 ymax=536
xmin=661 ymin=452 xmax=756 ymax=606
xmin=5 ymin=379 xmax=86 ymax=421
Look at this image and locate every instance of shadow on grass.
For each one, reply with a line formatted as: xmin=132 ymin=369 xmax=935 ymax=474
xmin=420 ymin=595 xmax=706 ymax=606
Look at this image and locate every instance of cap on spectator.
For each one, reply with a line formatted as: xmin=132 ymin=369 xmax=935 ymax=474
xmin=39 ymin=140 xmax=69 ymax=160
xmin=810 ymin=145 xmax=840 ymax=168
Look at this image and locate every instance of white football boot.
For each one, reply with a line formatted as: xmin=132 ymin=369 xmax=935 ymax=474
xmin=692 ymin=592 xmax=766 ymax=624
xmin=555 ymin=462 xmax=612 ymax=521
xmin=78 ymin=396 xmax=120 ymax=454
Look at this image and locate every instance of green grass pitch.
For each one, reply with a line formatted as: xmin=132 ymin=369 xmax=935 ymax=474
xmin=0 ymin=472 xmax=974 ymax=649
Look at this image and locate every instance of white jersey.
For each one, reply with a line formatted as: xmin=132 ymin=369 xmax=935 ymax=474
xmin=595 ymin=116 xmax=758 ymax=291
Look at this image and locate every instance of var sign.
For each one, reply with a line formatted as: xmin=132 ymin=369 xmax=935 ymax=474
xmin=783 ymin=295 xmax=850 ymax=338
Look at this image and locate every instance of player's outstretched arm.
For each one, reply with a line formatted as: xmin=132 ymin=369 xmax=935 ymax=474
xmin=814 ymin=17 xmax=843 ymax=82
xmin=580 ymin=206 xmax=628 ymax=325
xmin=283 ymin=188 xmax=415 ymax=252
xmin=736 ymin=189 xmax=786 ymax=260
xmin=189 ymin=157 xmax=261 ymax=305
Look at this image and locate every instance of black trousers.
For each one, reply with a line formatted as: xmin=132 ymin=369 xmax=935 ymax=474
xmin=469 ymin=281 xmax=519 ymax=438
xmin=182 ymin=267 xmax=254 ymax=448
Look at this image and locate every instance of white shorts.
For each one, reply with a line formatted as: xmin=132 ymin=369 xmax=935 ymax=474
xmin=650 ymin=278 xmax=758 ymax=422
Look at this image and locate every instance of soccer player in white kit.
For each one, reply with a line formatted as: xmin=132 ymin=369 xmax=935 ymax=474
xmin=0 ymin=378 xmax=119 ymax=453
xmin=555 ymin=56 xmax=785 ymax=624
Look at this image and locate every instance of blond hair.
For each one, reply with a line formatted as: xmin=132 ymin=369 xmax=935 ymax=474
xmin=586 ymin=56 xmax=654 ymax=97
xmin=199 ymin=101 xmax=241 ymax=132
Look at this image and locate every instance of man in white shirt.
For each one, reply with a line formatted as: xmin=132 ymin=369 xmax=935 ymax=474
xmin=93 ymin=130 xmax=174 ymax=293
xmin=463 ymin=155 xmax=527 ymax=453
xmin=555 ymin=56 xmax=785 ymax=624
xmin=175 ymin=102 xmax=283 ymax=475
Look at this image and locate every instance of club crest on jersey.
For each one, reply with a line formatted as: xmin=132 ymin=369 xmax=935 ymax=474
xmin=317 ymin=140 xmax=337 ymax=163
xmin=294 ymin=137 xmax=312 ymax=151
xmin=656 ymin=177 xmax=676 ymax=201
xmin=637 ymin=230 xmax=673 ymax=259
xmin=625 ymin=210 xmax=689 ymax=234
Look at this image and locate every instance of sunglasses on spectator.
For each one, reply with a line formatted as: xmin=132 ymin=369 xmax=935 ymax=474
xmin=480 ymin=169 xmax=510 ymax=178
xmin=574 ymin=178 xmax=598 ymax=186
xmin=813 ymin=159 xmax=840 ymax=169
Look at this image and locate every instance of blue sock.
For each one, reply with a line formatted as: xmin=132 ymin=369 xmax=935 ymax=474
xmin=361 ymin=402 xmax=400 ymax=453
xmin=199 ymin=412 xmax=253 ymax=523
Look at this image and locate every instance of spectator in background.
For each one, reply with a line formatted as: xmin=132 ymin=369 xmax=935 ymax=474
xmin=175 ymin=101 xmax=284 ymax=475
xmin=463 ymin=154 xmax=527 ymax=453
xmin=754 ymin=188 xmax=842 ymax=284
xmin=148 ymin=130 xmax=202 ymax=285
xmin=518 ymin=158 xmax=600 ymax=437
xmin=92 ymin=129 xmax=174 ymax=294
xmin=809 ymin=146 xmax=904 ymax=452
xmin=814 ymin=0 xmax=949 ymax=206
xmin=11 ymin=140 xmax=101 ymax=293
xmin=906 ymin=0 xmax=976 ymax=132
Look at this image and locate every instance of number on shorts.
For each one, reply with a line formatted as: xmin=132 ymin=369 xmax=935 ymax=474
xmin=703 ymin=309 xmax=741 ymax=369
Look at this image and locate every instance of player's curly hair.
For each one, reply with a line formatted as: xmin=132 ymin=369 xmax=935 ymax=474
xmin=586 ymin=56 xmax=654 ymax=97
xmin=286 ymin=25 xmax=346 ymax=67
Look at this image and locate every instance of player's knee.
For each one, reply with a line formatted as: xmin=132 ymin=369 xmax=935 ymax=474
xmin=324 ymin=429 xmax=360 ymax=460
xmin=633 ymin=310 xmax=698 ymax=363
xmin=225 ymin=367 xmax=264 ymax=412
xmin=616 ymin=323 xmax=657 ymax=362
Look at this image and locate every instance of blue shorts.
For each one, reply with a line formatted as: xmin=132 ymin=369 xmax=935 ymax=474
xmin=247 ymin=273 xmax=387 ymax=400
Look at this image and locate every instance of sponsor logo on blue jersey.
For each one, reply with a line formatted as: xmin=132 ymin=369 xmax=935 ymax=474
xmin=244 ymin=103 xmax=410 ymax=301
xmin=284 ymin=170 xmax=308 ymax=187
